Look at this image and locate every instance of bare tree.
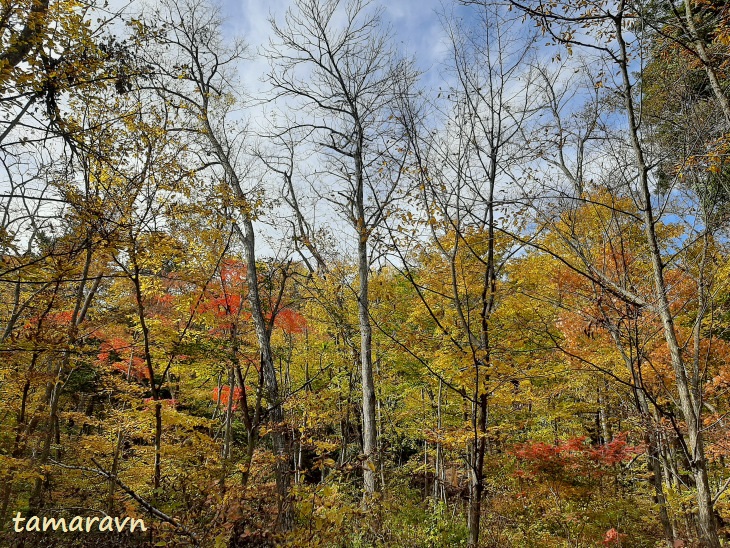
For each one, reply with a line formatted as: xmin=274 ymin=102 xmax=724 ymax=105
xmin=264 ymin=0 xmax=416 ymax=497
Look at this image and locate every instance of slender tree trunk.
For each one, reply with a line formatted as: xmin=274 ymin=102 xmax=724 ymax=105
xmin=606 ymin=321 xmax=675 ymax=547
xmin=108 ymin=428 xmax=123 ymax=513
xmin=598 ymin=385 xmax=611 ymax=444
xmin=434 ymin=379 xmax=445 ymax=502
xmin=223 ymin=367 xmax=235 ymax=461
xmin=30 ymin=246 xmax=95 ymax=511
xmin=651 ymin=444 xmax=675 ymax=547
xmin=681 ymin=0 xmax=730 ymax=124
xmin=340 ymin=358 xmax=355 ymax=467
xmin=237 ymin=361 xmax=262 ymax=489
xmin=643 ymin=404 xmax=675 ymax=547
xmin=614 ymin=14 xmax=720 ymax=547
xmin=358 ymin=230 xmax=377 ymax=495
xmin=375 ymin=355 xmax=385 ymax=490
xmin=468 ymin=393 xmax=488 ymax=548
xmin=29 ymin=380 xmax=61 ymax=511
xmin=355 ymin=131 xmax=378 ymax=497
xmin=129 ymin=248 xmax=162 ymax=495
xmin=153 ymin=402 xmax=162 ymax=493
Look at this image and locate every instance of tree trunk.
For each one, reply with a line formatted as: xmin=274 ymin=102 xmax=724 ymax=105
xmin=358 ymin=230 xmax=377 ymax=496
xmin=239 ymin=216 xmax=291 ymax=529
xmin=614 ymin=16 xmax=720 ymax=547
xmin=434 ymin=379 xmax=446 ymax=502
xmin=108 ymin=428 xmax=123 ymax=513
xmin=681 ymin=0 xmax=730 ymax=124
xmin=353 ymin=122 xmax=378 ymax=497
xmin=468 ymin=393 xmax=488 ymax=548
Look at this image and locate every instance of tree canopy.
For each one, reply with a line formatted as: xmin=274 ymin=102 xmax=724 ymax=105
xmin=1 ymin=0 xmax=730 ymax=546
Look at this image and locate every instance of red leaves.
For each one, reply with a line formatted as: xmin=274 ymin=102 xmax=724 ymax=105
xmin=154 ymin=293 xmax=175 ymax=305
xmin=96 ymin=336 xmax=147 ymax=380
xmin=47 ymin=310 xmax=74 ymax=325
xmin=212 ymin=386 xmax=242 ymax=410
xmin=204 ymin=293 xmax=243 ymax=317
xmin=590 ymin=435 xmax=636 ymax=466
xmin=23 ymin=310 xmax=74 ymax=331
xmin=220 ymin=259 xmax=247 ymax=284
xmin=275 ymin=308 xmax=306 ymax=334
xmin=513 ymin=440 xmax=572 ymax=475
xmin=603 ymin=527 xmax=626 ymax=545
xmin=512 ymin=434 xmax=639 ymax=480
xmin=194 ymin=259 xmax=249 ymax=329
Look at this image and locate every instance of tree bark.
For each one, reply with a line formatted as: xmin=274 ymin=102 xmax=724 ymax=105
xmin=614 ymin=13 xmax=720 ymax=546
xmin=358 ymin=216 xmax=377 ymax=495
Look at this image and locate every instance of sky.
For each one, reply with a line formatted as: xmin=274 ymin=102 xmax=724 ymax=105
xmin=199 ymin=0 xmax=605 ymax=261
xmin=218 ymin=0 xmax=463 ymax=96
xmin=207 ymin=0 xmax=472 ymax=258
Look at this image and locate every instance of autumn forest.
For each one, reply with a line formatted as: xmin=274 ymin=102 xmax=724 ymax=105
xmin=0 ymin=0 xmax=729 ymax=545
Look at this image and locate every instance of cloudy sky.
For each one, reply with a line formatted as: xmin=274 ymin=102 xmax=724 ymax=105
xmin=202 ymin=0 xmax=475 ymax=257
xmin=217 ymin=0 xmax=468 ymax=95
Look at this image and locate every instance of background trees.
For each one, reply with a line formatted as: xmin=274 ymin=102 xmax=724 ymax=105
xmin=0 ymin=0 xmax=729 ymax=546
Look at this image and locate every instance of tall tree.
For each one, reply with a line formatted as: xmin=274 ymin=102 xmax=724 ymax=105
xmin=134 ymin=0 xmax=293 ymax=527
xmin=265 ymin=0 xmax=415 ymax=496
xmin=391 ymin=3 xmax=536 ymax=544
xmin=509 ymin=0 xmax=725 ymax=542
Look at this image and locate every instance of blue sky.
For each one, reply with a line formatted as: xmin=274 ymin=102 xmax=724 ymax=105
xmin=218 ymin=0 xmax=469 ymax=94
xmin=154 ymin=0 xmax=475 ymax=259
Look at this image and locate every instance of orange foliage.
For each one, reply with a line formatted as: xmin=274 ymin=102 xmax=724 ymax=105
xmin=212 ymin=386 xmax=243 ymax=410
xmin=275 ymin=308 xmax=306 ymax=334
xmin=512 ymin=434 xmax=639 ymax=480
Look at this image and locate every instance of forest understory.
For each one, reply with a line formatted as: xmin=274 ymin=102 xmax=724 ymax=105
xmin=0 ymin=0 xmax=729 ymax=546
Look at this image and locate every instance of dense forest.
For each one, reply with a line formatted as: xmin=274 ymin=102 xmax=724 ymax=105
xmin=0 ymin=0 xmax=729 ymax=545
